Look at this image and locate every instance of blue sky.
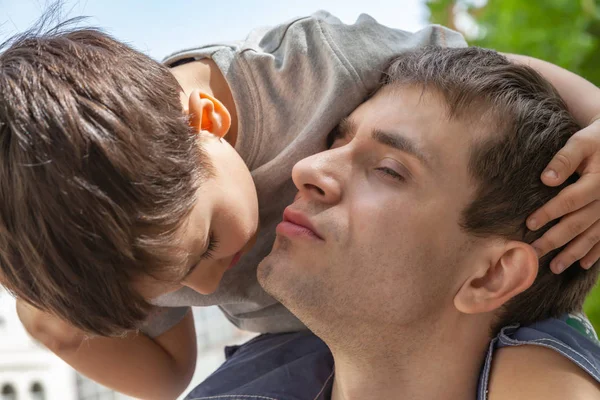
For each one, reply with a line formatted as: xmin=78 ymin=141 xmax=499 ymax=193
xmin=1 ymin=0 xmax=428 ymax=60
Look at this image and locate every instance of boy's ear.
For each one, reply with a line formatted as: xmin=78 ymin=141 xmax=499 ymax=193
xmin=186 ymin=89 xmax=231 ymax=138
xmin=454 ymin=241 xmax=538 ymax=314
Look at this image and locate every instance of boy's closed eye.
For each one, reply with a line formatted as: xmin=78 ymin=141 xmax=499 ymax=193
xmin=183 ymin=232 xmax=220 ymax=279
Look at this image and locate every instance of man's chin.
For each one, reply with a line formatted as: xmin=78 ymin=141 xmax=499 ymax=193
xmin=258 ymin=259 xmax=331 ymax=338
xmin=256 ymin=256 xmax=274 ymax=288
xmin=257 ymin=248 xmax=300 ymax=304
xmin=257 ymin=236 xmax=327 ymax=301
xmin=258 ymin=235 xmax=288 ymax=281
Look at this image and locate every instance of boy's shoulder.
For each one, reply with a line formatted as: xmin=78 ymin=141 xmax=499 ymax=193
xmin=160 ymin=11 xmax=338 ymax=67
xmin=162 ymin=11 xmax=466 ymax=70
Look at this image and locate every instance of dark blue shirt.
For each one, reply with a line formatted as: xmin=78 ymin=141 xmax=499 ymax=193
xmin=185 ymin=313 xmax=600 ymax=400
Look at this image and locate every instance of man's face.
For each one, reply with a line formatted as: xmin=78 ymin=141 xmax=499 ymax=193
xmin=259 ymin=86 xmax=487 ymax=334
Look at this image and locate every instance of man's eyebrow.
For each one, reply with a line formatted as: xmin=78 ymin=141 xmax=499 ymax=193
xmin=371 ymin=129 xmax=432 ymax=168
xmin=335 ymin=117 xmax=433 ymax=168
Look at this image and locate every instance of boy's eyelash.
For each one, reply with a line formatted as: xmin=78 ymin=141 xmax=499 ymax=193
xmin=182 ymin=233 xmax=219 ymax=279
xmin=201 ymin=232 xmax=219 ymax=260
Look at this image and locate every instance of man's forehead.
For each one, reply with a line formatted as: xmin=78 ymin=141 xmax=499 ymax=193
xmin=354 ymin=86 xmax=446 ymax=135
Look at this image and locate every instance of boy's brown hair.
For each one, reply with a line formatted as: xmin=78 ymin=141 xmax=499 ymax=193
xmin=384 ymin=47 xmax=599 ymax=334
xmin=0 ymin=22 xmax=209 ymax=335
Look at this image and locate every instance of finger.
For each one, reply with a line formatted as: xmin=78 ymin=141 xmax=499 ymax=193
xmin=527 ymin=175 xmax=600 ymax=231
xmin=542 ymin=131 xmax=596 ymax=186
xmin=530 ymin=200 xmax=600 ymax=258
xmin=547 ymin=219 xmax=600 ymax=274
xmin=580 ymin=243 xmax=600 ymax=270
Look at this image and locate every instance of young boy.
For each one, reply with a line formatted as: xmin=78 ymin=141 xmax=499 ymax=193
xmin=4 ymin=11 xmax=600 ymax=400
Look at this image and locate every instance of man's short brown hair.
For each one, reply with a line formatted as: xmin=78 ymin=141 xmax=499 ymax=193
xmin=0 ymin=22 xmax=210 ymax=335
xmin=383 ymin=46 xmax=599 ymax=334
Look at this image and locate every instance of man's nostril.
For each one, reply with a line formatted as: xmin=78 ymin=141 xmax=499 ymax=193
xmin=305 ymin=183 xmax=325 ymax=196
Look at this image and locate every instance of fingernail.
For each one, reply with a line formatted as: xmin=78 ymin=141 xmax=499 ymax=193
xmin=528 ymin=218 xmax=538 ymax=230
xmin=544 ymin=169 xmax=558 ymax=180
xmin=553 ymin=262 xmax=566 ymax=274
xmin=581 ymin=260 xmax=593 ymax=269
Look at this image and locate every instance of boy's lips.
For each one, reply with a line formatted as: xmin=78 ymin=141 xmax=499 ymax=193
xmin=227 ymin=234 xmax=258 ymax=271
xmin=228 ymin=251 xmax=243 ymax=270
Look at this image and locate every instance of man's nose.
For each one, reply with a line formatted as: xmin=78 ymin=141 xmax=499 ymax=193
xmin=292 ymin=151 xmax=343 ymax=205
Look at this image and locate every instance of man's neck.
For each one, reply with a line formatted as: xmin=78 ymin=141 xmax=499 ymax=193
xmin=328 ymin=314 xmax=491 ymax=400
xmin=170 ymin=59 xmax=239 ymax=146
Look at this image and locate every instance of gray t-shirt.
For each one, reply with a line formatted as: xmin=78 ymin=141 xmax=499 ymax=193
xmin=142 ymin=11 xmax=467 ymax=337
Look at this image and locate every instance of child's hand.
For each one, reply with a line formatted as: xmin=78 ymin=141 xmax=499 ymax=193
xmin=526 ymin=117 xmax=600 ymax=273
xmin=16 ymin=298 xmax=85 ymax=352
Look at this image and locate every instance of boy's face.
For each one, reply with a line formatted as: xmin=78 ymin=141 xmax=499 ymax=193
xmin=134 ymin=129 xmax=259 ymax=300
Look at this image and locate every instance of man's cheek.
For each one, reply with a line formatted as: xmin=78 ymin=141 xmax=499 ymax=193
xmin=350 ymin=200 xmax=390 ymax=235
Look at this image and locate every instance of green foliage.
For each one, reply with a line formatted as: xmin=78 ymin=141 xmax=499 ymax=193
xmin=587 ymin=285 xmax=600 ymax=331
xmin=426 ymin=0 xmax=600 ymax=330
xmin=426 ymin=0 xmax=600 ymax=84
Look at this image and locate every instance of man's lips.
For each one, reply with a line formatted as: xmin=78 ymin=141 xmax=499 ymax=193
xmin=276 ymin=208 xmax=323 ymax=240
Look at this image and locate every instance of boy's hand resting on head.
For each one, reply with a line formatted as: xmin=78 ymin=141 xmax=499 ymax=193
xmin=527 ymin=116 xmax=600 ymax=273
xmin=16 ymin=298 xmax=85 ymax=352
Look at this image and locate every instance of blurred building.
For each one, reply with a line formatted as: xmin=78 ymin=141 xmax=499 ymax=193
xmin=0 ymin=289 xmax=77 ymax=400
xmin=0 ymin=290 xmax=253 ymax=400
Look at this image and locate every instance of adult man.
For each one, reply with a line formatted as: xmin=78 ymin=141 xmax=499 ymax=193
xmin=186 ymin=47 xmax=600 ymax=400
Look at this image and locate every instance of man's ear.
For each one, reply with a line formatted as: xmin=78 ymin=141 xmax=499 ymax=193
xmin=454 ymin=241 xmax=538 ymax=314
xmin=186 ymin=89 xmax=231 ymax=138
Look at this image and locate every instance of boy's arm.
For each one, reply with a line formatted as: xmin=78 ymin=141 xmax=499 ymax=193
xmin=504 ymin=53 xmax=600 ymax=127
xmin=17 ymin=300 xmax=196 ymax=400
